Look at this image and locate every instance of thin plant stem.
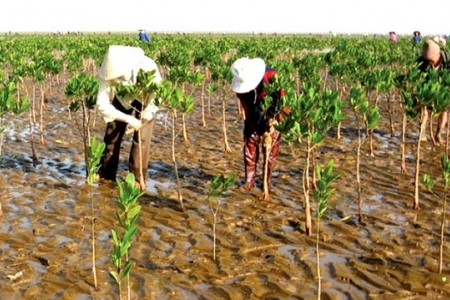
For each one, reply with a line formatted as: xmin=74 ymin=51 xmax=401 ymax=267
xmin=182 ymin=113 xmax=189 ymax=143
xmin=262 ymin=133 xmax=272 ymax=200
xmin=91 ymin=197 xmax=98 ymax=289
xmin=39 ymin=85 xmax=45 ymax=146
xmin=172 ymin=111 xmax=185 ymax=212
xmin=316 ymin=219 xmax=321 ymax=300
xmin=32 ymin=85 xmax=36 ymax=124
xmin=401 ymin=113 xmax=407 ymax=173
xmin=29 ymin=108 xmax=38 ymax=167
xmin=201 ymin=78 xmax=206 ymax=128
xmin=354 ymin=111 xmax=363 ymax=222
xmin=439 ymin=191 xmax=447 ymax=273
xmin=304 ymin=140 xmax=312 ymax=236
xmin=127 ymin=252 xmax=131 ymax=300
xmin=0 ymin=118 xmax=3 ymax=157
xmin=209 ymin=196 xmax=222 ymax=260
xmin=222 ymin=90 xmax=231 ymax=153
xmin=138 ymin=130 xmax=144 ymax=190
xmin=414 ymin=117 xmax=426 ymax=210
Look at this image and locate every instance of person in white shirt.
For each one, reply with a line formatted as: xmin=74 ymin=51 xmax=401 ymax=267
xmin=96 ymin=45 xmax=162 ymax=190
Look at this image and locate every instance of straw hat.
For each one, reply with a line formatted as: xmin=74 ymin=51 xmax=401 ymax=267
xmin=231 ymin=57 xmax=266 ymax=93
xmin=422 ymin=39 xmax=441 ymax=63
xmin=98 ymin=45 xmax=146 ymax=82
xmin=433 ymin=35 xmax=447 ymax=46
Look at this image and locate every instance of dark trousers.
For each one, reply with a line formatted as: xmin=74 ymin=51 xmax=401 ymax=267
xmin=99 ymin=97 xmax=154 ymax=184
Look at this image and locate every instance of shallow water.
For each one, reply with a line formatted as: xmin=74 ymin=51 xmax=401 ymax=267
xmin=1 ymin=79 xmax=450 ymax=299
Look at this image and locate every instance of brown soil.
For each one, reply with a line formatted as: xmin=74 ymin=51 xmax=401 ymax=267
xmin=0 ymin=76 xmax=450 ymax=299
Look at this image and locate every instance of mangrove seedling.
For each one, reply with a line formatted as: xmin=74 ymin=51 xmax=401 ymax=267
xmin=85 ymin=135 xmax=106 ymax=289
xmin=64 ymin=71 xmax=98 ymax=177
xmin=208 ymin=172 xmax=236 ymax=260
xmin=349 ymin=84 xmax=380 ymax=222
xmin=86 ymin=135 xmax=106 ymax=186
xmin=110 ymin=173 xmax=143 ymax=300
xmin=314 ymin=159 xmax=340 ymax=299
xmin=423 ymin=152 xmax=450 ymax=274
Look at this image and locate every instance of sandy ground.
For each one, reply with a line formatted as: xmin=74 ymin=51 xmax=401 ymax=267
xmin=0 ymin=73 xmax=450 ymax=299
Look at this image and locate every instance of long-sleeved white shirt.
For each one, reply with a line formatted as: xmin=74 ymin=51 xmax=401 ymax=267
xmin=96 ymin=45 xmax=162 ymax=124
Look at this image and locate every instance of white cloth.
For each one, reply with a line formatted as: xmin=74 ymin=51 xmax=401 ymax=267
xmin=96 ymin=45 xmax=162 ymax=126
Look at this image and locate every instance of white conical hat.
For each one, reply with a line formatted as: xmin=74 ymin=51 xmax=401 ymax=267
xmin=98 ymin=45 xmax=145 ymax=82
xmin=231 ymin=57 xmax=266 ymax=93
xmin=433 ymin=35 xmax=447 ymax=46
xmin=422 ymin=39 xmax=441 ymax=62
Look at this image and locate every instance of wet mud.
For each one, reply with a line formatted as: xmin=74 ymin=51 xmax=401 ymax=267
xmin=0 ymin=77 xmax=450 ymax=299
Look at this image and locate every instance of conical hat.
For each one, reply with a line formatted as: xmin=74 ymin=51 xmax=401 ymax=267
xmin=231 ymin=57 xmax=266 ymax=93
xmin=422 ymin=39 xmax=441 ymax=62
xmin=98 ymin=45 xmax=145 ymax=81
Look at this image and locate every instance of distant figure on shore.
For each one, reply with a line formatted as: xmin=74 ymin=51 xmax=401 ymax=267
xmin=416 ymin=39 xmax=450 ymax=144
xmin=138 ymin=29 xmax=151 ymax=43
xmin=412 ymin=31 xmax=422 ymax=44
xmin=389 ymin=31 xmax=397 ymax=42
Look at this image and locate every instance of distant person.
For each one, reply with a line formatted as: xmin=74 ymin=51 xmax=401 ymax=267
xmin=412 ymin=31 xmax=422 ymax=44
xmin=138 ymin=29 xmax=151 ymax=43
xmin=389 ymin=31 xmax=397 ymax=42
xmin=96 ymin=45 xmax=162 ymax=191
xmin=230 ymin=57 xmax=289 ymax=195
xmin=416 ymin=39 xmax=450 ymax=144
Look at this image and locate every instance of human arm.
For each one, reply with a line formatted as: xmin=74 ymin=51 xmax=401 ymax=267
xmin=96 ymin=80 xmax=142 ymax=129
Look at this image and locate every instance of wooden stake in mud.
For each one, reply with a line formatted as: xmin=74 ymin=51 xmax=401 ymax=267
xmin=413 ymin=112 xmax=427 ymax=210
xmin=221 ymin=89 xmax=232 ymax=153
xmin=261 ymin=119 xmax=278 ymax=201
xmin=138 ymin=130 xmax=145 ymax=191
xmin=262 ymin=131 xmax=272 ymax=201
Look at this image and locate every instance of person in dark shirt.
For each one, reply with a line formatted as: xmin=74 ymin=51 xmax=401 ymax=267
xmin=138 ymin=29 xmax=151 ymax=43
xmin=412 ymin=31 xmax=422 ymax=44
xmin=230 ymin=57 xmax=288 ymax=195
xmin=417 ymin=39 xmax=450 ymax=144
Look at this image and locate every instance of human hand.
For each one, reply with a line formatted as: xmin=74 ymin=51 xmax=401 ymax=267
xmin=127 ymin=116 xmax=142 ymax=131
xmin=141 ymin=109 xmax=154 ymax=124
xmin=268 ymin=118 xmax=279 ymax=127
xmin=125 ymin=116 xmax=142 ymax=136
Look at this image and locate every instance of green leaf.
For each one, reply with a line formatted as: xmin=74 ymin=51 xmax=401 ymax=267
xmin=123 ymin=225 xmax=138 ymax=245
xmin=121 ymin=261 xmax=133 ymax=280
xmin=111 ymin=229 xmax=120 ymax=245
xmin=109 ymin=271 xmax=121 ymax=283
xmin=127 ymin=205 xmax=141 ymax=221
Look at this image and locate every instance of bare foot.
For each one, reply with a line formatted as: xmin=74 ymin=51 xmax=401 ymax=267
xmin=242 ymin=181 xmax=255 ymax=191
xmin=260 ymin=192 xmax=270 ymax=201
